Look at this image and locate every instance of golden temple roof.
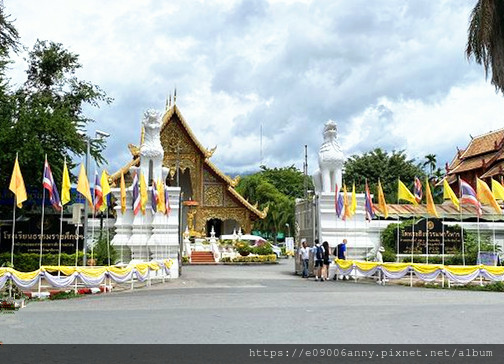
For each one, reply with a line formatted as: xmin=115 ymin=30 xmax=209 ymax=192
xmin=108 ymin=104 xmax=266 ymax=219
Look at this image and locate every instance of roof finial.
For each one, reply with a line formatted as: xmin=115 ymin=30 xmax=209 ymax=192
xmin=169 ymin=92 xmax=172 ymax=108
xmin=174 ymin=87 xmax=177 ymax=104
xmin=165 ymin=95 xmax=170 ymax=111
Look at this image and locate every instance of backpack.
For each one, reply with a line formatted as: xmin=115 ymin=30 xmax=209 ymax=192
xmin=315 ymin=245 xmax=324 ymax=260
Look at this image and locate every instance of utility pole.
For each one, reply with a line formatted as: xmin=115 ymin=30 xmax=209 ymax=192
xmin=303 ymin=144 xmax=308 ymax=199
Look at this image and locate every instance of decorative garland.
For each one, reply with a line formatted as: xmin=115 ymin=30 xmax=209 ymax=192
xmin=0 ymin=260 xmax=174 ymax=290
xmin=334 ymin=259 xmax=504 ymax=284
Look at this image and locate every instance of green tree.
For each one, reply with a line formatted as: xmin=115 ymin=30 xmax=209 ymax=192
xmin=0 ymin=40 xmax=111 ymax=198
xmin=236 ymin=166 xmax=310 ymax=241
xmin=467 ymin=0 xmax=504 ymax=94
xmin=343 ymin=148 xmax=425 ymax=203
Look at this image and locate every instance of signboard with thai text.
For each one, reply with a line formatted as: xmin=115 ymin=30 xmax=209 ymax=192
xmin=398 ymin=218 xmax=461 ymax=255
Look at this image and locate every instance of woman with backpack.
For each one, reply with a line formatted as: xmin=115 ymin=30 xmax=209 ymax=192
xmin=321 ymin=241 xmax=331 ymax=281
xmin=312 ymin=239 xmax=324 ymax=281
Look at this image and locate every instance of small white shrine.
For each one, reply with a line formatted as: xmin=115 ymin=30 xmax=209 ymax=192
xmin=111 ymin=110 xmax=181 ymax=277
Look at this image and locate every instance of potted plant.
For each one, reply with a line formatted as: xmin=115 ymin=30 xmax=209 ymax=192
xmin=234 ymin=240 xmax=252 ymax=256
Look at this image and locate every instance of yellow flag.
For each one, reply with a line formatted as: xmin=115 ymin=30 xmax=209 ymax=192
xmin=398 ymin=179 xmax=418 ymax=205
xmin=350 ymin=182 xmax=357 ymax=215
xmin=140 ymin=172 xmax=147 ymax=215
xmin=9 ymin=156 xmax=27 ymax=208
xmin=157 ymin=179 xmax=166 ymax=213
xmin=120 ymin=171 xmax=126 ymax=214
xmin=477 ymin=177 xmax=501 ymax=214
xmin=443 ymin=178 xmax=459 ymax=210
xmin=492 ymin=179 xmax=504 ymax=201
xmin=77 ymin=163 xmax=92 ymax=207
xmin=61 ymin=160 xmax=71 ymax=206
xmin=425 ymin=178 xmax=439 ymax=218
xmin=343 ymin=184 xmax=351 ymax=220
xmin=377 ymin=179 xmax=388 ymax=219
xmin=99 ymin=170 xmax=111 ymax=212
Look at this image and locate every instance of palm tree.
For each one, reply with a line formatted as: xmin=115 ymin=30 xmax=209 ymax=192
xmin=466 ymin=0 xmax=504 ymax=94
xmin=423 ymin=154 xmax=437 ymax=177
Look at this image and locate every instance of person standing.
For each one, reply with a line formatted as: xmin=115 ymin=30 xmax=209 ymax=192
xmin=321 ymin=241 xmax=331 ymax=281
xmin=298 ymin=239 xmax=310 ymax=278
xmin=333 ymin=239 xmax=348 ymax=280
xmin=312 ymin=239 xmax=324 ymax=281
xmin=376 ymin=246 xmax=385 ymax=285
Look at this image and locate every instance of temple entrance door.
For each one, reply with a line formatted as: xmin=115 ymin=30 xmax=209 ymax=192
xmin=223 ymin=219 xmax=239 ymax=235
xmin=206 ymin=218 xmax=222 ymax=237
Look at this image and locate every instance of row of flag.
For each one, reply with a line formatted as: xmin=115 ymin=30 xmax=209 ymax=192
xmin=334 ymin=176 xmax=504 ymax=221
xmin=8 ymin=155 xmax=170 ymax=216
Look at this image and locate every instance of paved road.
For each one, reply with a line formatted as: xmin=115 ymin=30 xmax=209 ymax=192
xmin=1 ymin=260 xmax=503 ymax=344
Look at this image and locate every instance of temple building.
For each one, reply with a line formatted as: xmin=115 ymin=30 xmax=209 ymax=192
xmin=444 ymin=128 xmax=504 ymax=193
xmin=111 ymin=103 xmax=267 ymax=238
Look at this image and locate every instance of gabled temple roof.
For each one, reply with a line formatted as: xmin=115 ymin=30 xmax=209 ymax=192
xmin=446 ymin=129 xmax=504 ymax=180
xmin=109 ymin=104 xmax=267 ymax=219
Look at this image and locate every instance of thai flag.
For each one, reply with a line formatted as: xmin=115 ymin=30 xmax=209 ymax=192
xmin=42 ymin=159 xmax=62 ymax=211
xmin=165 ymin=187 xmax=171 ymax=216
xmin=132 ymin=172 xmax=140 ymax=215
xmin=365 ymin=181 xmax=375 ymax=222
xmin=335 ymin=184 xmax=344 ymax=218
xmin=151 ymin=179 xmax=158 ymax=213
xmin=414 ymin=176 xmax=423 ymax=203
xmin=94 ymin=172 xmax=103 ymax=212
xmin=460 ymin=178 xmax=482 ymax=216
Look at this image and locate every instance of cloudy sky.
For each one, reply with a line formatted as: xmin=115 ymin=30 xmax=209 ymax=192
xmin=5 ymin=0 xmax=504 ymax=176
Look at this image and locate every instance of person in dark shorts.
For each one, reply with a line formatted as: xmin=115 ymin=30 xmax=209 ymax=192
xmin=321 ymin=241 xmax=331 ymax=281
xmin=312 ymin=239 xmax=324 ymax=281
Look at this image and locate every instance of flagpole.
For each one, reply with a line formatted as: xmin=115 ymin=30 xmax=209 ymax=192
xmin=9 ymin=185 xmax=16 ymax=298
xmin=491 ymin=213 xmax=496 ymax=264
xmin=426 ymin=215 xmax=429 ymax=265
xmin=458 ymin=177 xmax=465 ymax=266
xmin=396 ymin=178 xmax=400 ymax=263
xmin=58 ymin=156 xmax=66 ymax=275
xmin=442 ymin=216 xmax=445 ymax=287
xmin=106 ymin=202 xmax=111 ymax=266
xmin=74 ymin=222 xmax=79 ymax=293
xmin=58 ymin=197 xmax=64 ymax=275
xmin=38 ymin=175 xmax=46 ymax=296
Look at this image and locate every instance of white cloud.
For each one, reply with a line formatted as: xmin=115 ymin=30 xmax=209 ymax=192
xmin=4 ymin=0 xmax=503 ymax=176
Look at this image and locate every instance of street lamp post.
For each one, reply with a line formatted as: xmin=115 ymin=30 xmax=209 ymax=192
xmin=285 ymin=223 xmax=291 ymax=238
xmin=82 ymin=130 xmax=110 ymax=266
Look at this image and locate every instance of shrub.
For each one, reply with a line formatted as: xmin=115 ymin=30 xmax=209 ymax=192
xmin=231 ymin=254 xmax=277 ymax=263
xmin=234 ymin=241 xmax=252 ymax=256
xmin=251 ymin=241 xmax=273 ymax=255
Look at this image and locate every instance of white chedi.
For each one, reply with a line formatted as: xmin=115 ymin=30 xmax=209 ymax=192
xmin=313 ymin=120 xmax=344 ymax=193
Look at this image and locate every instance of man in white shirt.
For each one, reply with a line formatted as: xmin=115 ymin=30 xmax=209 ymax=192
xmin=298 ymin=239 xmax=310 ymax=278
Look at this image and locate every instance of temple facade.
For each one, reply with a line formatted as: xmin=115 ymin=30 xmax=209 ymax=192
xmin=111 ymin=104 xmax=267 ymax=239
